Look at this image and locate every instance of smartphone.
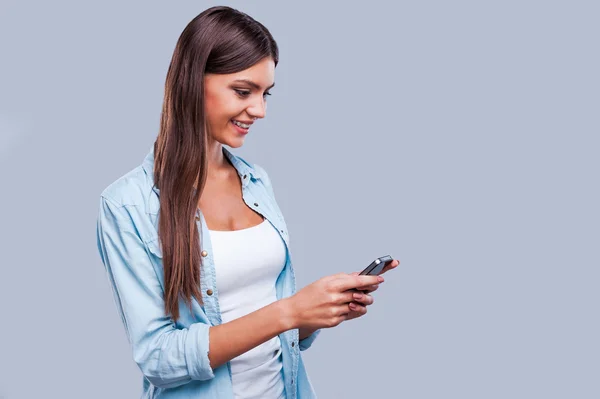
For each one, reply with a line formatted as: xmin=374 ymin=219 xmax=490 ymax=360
xmin=359 ymin=255 xmax=393 ymax=276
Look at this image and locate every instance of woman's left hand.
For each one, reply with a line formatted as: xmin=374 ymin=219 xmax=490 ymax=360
xmin=345 ymin=259 xmax=400 ymax=321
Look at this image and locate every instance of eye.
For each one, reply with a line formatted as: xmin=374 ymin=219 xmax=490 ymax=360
xmin=234 ymin=89 xmax=272 ymax=99
xmin=234 ymin=89 xmax=251 ymax=97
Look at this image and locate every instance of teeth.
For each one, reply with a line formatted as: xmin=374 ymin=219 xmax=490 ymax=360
xmin=233 ymin=120 xmax=250 ymax=129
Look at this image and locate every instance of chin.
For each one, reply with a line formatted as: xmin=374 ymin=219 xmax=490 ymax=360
xmin=222 ymin=137 xmax=245 ymax=149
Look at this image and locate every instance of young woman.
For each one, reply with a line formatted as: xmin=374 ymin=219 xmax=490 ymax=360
xmin=96 ymin=6 xmax=399 ymax=398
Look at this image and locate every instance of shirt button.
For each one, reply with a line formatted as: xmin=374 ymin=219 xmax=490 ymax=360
xmin=291 ymin=342 xmax=295 ymax=347
xmin=195 ymin=215 xmax=200 ymax=221
xmin=206 ymin=289 xmax=213 ymax=296
xmin=254 ymin=202 xmax=259 ymax=207
xmin=201 ymin=250 xmax=208 ymax=257
xmin=243 ymin=174 xmax=247 ymax=179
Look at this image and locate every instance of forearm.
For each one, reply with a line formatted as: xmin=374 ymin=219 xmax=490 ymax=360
xmin=208 ymin=298 xmax=296 ymax=369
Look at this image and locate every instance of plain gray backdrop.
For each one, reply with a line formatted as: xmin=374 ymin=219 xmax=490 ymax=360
xmin=1 ymin=1 xmax=598 ymax=398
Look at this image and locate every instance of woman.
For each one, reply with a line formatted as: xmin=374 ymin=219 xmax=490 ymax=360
xmin=96 ymin=6 xmax=399 ymax=398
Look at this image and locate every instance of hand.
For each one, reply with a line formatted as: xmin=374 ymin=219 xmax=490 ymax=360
xmin=353 ymin=259 xmax=400 ymax=295
xmin=344 ymin=259 xmax=400 ymax=321
xmin=344 ymin=290 xmax=375 ymax=321
xmin=285 ymin=273 xmax=384 ymax=330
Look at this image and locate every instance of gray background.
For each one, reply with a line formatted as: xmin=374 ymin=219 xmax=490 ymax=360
xmin=0 ymin=0 xmax=598 ymax=398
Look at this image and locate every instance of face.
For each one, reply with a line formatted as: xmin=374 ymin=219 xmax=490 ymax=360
xmin=203 ymin=57 xmax=275 ymax=148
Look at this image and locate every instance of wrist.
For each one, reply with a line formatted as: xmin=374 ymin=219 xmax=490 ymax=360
xmin=278 ymin=296 xmax=299 ymax=331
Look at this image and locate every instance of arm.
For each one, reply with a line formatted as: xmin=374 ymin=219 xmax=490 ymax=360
xmin=207 ymin=299 xmax=295 ymax=369
xmin=96 ymin=196 xmax=298 ymax=388
xmin=97 ymin=195 xmax=212 ymax=388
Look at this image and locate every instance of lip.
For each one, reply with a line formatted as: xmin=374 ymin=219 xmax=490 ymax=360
xmin=232 ymin=119 xmax=254 ymax=125
xmin=230 ymin=120 xmax=249 ymax=134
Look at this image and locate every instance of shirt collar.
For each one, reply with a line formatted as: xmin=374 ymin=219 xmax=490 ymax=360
xmin=141 ymin=144 xmax=262 ymax=195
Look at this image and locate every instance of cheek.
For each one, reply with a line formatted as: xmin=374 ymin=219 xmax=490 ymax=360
xmin=206 ymin=94 xmax=241 ymax=123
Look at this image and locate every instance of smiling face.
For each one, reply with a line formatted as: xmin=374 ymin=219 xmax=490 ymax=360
xmin=203 ymin=57 xmax=275 ymax=148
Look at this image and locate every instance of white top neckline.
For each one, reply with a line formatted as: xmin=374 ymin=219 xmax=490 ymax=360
xmin=208 ymin=218 xmax=267 ymax=233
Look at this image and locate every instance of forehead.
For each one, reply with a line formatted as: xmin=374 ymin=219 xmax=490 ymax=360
xmin=206 ymin=57 xmax=275 ymax=88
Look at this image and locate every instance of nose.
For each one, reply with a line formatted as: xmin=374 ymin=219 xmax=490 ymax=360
xmin=247 ymin=96 xmax=267 ymax=120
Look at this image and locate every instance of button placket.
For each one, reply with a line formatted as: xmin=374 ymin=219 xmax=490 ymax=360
xmin=201 ymin=248 xmax=215 ymax=299
xmin=196 ymin=208 xmax=224 ymax=326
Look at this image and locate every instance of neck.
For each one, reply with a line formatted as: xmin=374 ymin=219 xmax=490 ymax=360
xmin=205 ymin=138 xmax=234 ymax=180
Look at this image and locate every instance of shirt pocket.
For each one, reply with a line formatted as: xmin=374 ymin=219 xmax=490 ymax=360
xmin=146 ymin=236 xmax=163 ymax=259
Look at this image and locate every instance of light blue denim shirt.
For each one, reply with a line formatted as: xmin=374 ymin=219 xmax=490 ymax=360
xmin=96 ymin=145 xmax=320 ymax=398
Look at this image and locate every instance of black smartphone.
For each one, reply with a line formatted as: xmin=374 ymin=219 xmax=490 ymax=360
xmin=359 ymin=255 xmax=393 ymax=276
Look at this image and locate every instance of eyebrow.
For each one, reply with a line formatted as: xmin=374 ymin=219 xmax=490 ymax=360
xmin=232 ymin=79 xmax=275 ymax=91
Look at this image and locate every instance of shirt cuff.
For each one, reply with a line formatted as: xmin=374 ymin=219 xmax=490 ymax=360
xmin=299 ymin=329 xmax=321 ymax=351
xmin=185 ymin=322 xmax=215 ymax=381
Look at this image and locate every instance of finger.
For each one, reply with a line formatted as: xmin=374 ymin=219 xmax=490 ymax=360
xmin=380 ymin=259 xmax=400 ymax=275
xmin=335 ymin=275 xmax=383 ymax=292
xmin=339 ymin=291 xmax=359 ymax=304
xmin=351 ymin=293 xmax=374 ymax=306
xmin=362 ymin=284 xmax=380 ymax=294
xmin=334 ymin=306 xmax=352 ymax=324
xmin=336 ymin=304 xmax=352 ymax=316
xmin=348 ymin=302 xmax=367 ymax=314
xmin=340 ymin=290 xmax=370 ymax=304
xmin=355 ymin=283 xmax=380 ymax=293
xmin=331 ymin=312 xmax=349 ymax=326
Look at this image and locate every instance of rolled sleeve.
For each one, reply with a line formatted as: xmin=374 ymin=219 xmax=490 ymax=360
xmin=184 ymin=322 xmax=214 ymax=381
xmin=299 ymin=329 xmax=321 ymax=351
xmin=96 ymin=195 xmax=214 ymax=388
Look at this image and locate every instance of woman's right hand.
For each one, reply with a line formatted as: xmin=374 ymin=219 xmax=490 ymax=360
xmin=285 ymin=273 xmax=385 ymax=330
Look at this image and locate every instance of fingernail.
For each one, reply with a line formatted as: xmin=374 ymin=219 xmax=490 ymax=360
xmin=378 ymin=276 xmax=385 ymax=282
xmin=353 ymin=293 xmax=363 ymax=300
xmin=349 ymin=303 xmax=357 ymax=310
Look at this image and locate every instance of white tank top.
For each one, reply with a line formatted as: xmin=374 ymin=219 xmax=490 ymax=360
xmin=209 ymin=217 xmax=287 ymax=399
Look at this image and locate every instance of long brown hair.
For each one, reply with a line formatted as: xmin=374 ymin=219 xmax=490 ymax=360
xmin=152 ymin=6 xmax=279 ymax=322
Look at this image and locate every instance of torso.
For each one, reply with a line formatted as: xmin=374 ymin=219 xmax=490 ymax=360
xmin=198 ymin=166 xmax=264 ymax=231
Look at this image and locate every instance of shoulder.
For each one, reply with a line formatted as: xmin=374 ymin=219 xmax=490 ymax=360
xmin=97 ymin=164 xmax=158 ymax=242
xmin=100 ymin=165 xmax=151 ymax=208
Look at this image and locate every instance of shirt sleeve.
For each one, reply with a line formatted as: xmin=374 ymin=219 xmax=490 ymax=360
xmin=299 ymin=329 xmax=321 ymax=351
xmin=96 ymin=195 xmax=215 ymax=389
